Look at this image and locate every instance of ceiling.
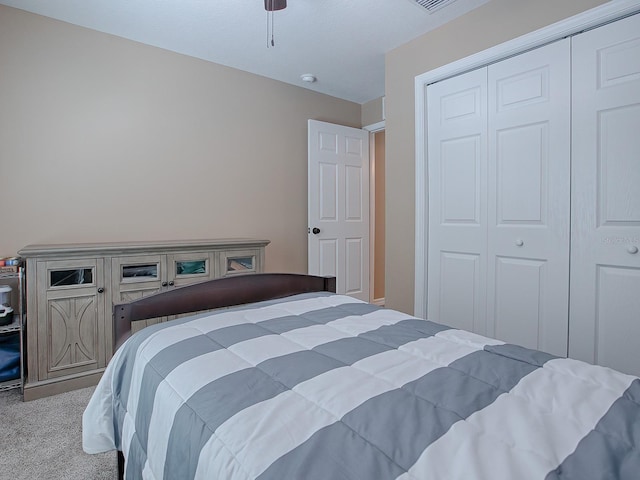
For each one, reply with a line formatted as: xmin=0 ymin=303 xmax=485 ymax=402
xmin=0 ymin=0 xmax=490 ymax=104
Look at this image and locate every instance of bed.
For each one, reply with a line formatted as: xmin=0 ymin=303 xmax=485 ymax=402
xmin=83 ymin=273 xmax=640 ymax=480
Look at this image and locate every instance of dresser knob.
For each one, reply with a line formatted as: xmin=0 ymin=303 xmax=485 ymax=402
xmin=628 ymin=245 xmax=639 ymax=254
xmin=515 ymin=239 xmax=524 ymax=247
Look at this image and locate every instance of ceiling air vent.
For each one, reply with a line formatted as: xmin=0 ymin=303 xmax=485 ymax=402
xmin=410 ymin=0 xmax=457 ymax=13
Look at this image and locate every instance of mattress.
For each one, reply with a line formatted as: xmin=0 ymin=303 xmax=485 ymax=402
xmin=83 ymin=292 xmax=640 ymax=479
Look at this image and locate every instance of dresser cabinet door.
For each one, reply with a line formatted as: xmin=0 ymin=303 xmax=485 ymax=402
xmin=219 ymin=249 xmax=263 ymax=277
xmin=167 ymin=251 xmax=216 ymax=287
xmin=111 ymin=255 xmax=166 ymax=335
xmin=37 ymin=258 xmax=106 ymax=380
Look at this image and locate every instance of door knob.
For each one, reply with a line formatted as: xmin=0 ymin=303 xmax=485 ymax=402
xmin=312 ymin=227 xmax=321 ymax=235
xmin=97 ymin=287 xmax=105 ymax=294
xmin=628 ymin=245 xmax=639 ymax=254
xmin=515 ymin=239 xmax=524 ymax=247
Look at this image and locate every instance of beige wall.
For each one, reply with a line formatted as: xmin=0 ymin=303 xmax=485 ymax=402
xmin=0 ymin=5 xmax=361 ymax=273
xmin=361 ymin=96 xmax=384 ymax=127
xmin=384 ymin=0 xmax=608 ymax=315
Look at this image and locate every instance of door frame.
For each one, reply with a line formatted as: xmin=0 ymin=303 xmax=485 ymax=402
xmin=413 ymin=0 xmax=640 ymax=318
xmin=364 ymin=120 xmax=385 ymax=306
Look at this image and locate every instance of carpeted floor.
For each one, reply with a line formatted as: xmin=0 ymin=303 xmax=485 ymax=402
xmin=0 ymin=386 xmax=118 ymax=480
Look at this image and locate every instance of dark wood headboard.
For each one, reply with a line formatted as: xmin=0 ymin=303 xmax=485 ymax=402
xmin=113 ymin=273 xmax=336 ymax=352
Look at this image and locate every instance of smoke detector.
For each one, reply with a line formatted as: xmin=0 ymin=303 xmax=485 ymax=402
xmin=410 ymin=0 xmax=457 ymax=13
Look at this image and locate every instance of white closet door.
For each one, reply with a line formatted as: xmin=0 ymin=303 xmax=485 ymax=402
xmin=427 ymin=69 xmax=488 ymax=334
xmin=486 ymin=39 xmax=571 ymax=356
xmin=569 ymin=14 xmax=640 ymax=376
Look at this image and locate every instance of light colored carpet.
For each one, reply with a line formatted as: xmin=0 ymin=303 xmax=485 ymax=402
xmin=0 ymin=386 xmax=118 ymax=480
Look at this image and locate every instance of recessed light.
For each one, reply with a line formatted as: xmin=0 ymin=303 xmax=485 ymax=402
xmin=301 ymin=74 xmax=316 ymax=83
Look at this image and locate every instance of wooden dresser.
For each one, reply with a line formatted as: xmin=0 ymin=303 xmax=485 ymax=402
xmin=18 ymin=239 xmax=269 ymax=400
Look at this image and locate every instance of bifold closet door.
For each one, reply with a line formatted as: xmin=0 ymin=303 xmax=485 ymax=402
xmin=569 ymin=13 xmax=640 ymax=377
xmin=486 ymin=39 xmax=571 ymax=357
xmin=427 ymin=69 xmax=488 ymax=334
xmin=427 ymin=39 xmax=571 ymax=356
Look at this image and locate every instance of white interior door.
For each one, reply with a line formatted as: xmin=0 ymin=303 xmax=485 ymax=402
xmin=569 ymin=13 xmax=640 ymax=377
xmin=486 ymin=39 xmax=571 ymax=357
xmin=308 ymin=119 xmax=370 ymax=301
xmin=427 ymin=68 xmax=488 ymax=334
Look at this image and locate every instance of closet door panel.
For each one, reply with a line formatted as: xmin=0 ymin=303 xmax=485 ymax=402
xmin=495 ymin=124 xmax=545 ymax=222
xmin=594 ymin=266 xmax=640 ymax=377
xmin=598 ymin=105 xmax=640 ymax=222
xmin=570 ymin=13 xmax=640 ymax=376
xmin=438 ymin=252 xmax=480 ymax=332
xmin=487 ymin=39 xmax=571 ymax=356
xmin=427 ymin=68 xmax=488 ymax=334
xmin=494 ymin=257 xmax=546 ymax=351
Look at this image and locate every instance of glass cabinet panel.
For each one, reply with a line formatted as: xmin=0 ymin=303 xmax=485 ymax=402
xmin=122 ymin=264 xmax=158 ymax=280
xmin=226 ymin=256 xmax=255 ymax=273
xmin=176 ymin=260 xmax=207 ymax=276
xmin=50 ymin=268 xmax=93 ymax=287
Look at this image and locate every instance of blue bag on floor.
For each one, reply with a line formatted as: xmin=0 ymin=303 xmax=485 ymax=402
xmin=0 ymin=333 xmax=20 ymax=382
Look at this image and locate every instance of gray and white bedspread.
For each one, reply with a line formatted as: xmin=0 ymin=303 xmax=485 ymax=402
xmin=83 ymin=292 xmax=640 ymax=480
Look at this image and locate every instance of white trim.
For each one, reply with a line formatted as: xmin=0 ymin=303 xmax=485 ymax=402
xmin=413 ymin=0 xmax=640 ymax=318
xmin=364 ymin=121 xmax=385 ymax=303
xmin=414 ymin=79 xmax=428 ymax=318
xmin=372 ymin=297 xmax=386 ymax=307
xmin=363 ymin=120 xmax=385 ymax=132
xmin=369 ymin=131 xmax=376 ymax=303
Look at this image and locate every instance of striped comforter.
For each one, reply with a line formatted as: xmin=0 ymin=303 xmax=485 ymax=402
xmin=83 ymin=292 xmax=640 ymax=479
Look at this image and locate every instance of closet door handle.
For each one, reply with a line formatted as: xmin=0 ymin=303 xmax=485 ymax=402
xmin=627 ymin=245 xmax=639 ymax=254
xmin=515 ymin=239 xmax=524 ymax=247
